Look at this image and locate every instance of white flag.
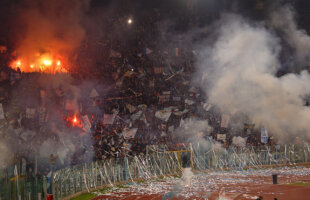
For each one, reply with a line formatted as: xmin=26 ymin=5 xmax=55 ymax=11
xmin=82 ymin=115 xmax=92 ymax=133
xmin=26 ymin=107 xmax=36 ymax=119
xmin=0 ymin=103 xmax=5 ymax=119
xmin=103 ymin=114 xmax=116 ymax=125
xmin=155 ymin=110 xmax=172 ymax=122
xmin=126 ymin=104 xmax=137 ymax=113
xmin=220 ymin=114 xmax=230 ymax=128
xmin=203 ymin=103 xmax=213 ymax=111
xmin=217 ymin=134 xmax=226 ymax=141
xmin=261 ymin=128 xmax=268 ymax=144
xmin=90 ymin=88 xmax=99 ymax=98
xmin=123 ymin=128 xmax=138 ymax=139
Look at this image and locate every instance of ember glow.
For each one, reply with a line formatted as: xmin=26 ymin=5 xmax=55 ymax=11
xmin=66 ymin=115 xmax=83 ymax=128
xmin=43 ymin=59 xmax=52 ymax=66
xmin=9 ymin=53 xmax=68 ymax=74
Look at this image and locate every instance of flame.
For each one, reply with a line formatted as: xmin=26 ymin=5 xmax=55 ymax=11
xmin=16 ymin=60 xmax=21 ymax=67
xmin=9 ymin=52 xmax=68 ymax=74
xmin=43 ymin=59 xmax=52 ymax=66
xmin=66 ymin=115 xmax=82 ymax=128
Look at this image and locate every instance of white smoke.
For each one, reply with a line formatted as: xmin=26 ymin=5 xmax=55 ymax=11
xmin=175 ymin=118 xmax=213 ymax=150
xmin=0 ymin=140 xmax=12 ymax=169
xmin=197 ymin=13 xmax=310 ymax=142
xmin=232 ymin=136 xmax=246 ymax=147
xmin=182 ymin=167 xmax=194 ymax=187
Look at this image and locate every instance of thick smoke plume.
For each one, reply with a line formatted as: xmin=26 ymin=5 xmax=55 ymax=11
xmin=175 ymin=118 xmax=212 ymax=149
xmin=197 ymin=11 xmax=310 ymax=143
xmin=0 ymin=74 xmax=97 ymax=170
xmin=13 ymin=0 xmax=90 ymax=68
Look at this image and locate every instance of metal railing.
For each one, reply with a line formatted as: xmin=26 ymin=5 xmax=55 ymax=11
xmin=52 ymin=150 xmax=180 ymax=199
xmin=2 ymin=144 xmax=310 ymax=200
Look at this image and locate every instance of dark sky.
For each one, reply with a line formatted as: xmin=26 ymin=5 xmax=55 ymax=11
xmin=1 ymin=0 xmax=310 ymax=45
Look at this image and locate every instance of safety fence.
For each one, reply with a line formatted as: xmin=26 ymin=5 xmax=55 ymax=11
xmin=0 ymin=173 xmax=46 ymax=200
xmin=52 ymin=150 xmax=180 ymax=199
xmin=192 ymin=144 xmax=310 ymax=170
xmin=2 ymin=144 xmax=310 ymax=200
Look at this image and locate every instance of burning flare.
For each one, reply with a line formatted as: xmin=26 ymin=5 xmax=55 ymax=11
xmin=66 ymin=115 xmax=82 ymax=128
xmin=9 ymin=52 xmax=68 ymax=74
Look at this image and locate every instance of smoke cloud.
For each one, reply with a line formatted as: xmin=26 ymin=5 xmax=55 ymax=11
xmin=0 ymin=139 xmax=12 ymax=169
xmin=196 ymin=12 xmax=310 ymax=142
xmin=13 ymin=0 xmax=90 ymax=69
xmin=0 ymin=74 xmax=97 ymax=170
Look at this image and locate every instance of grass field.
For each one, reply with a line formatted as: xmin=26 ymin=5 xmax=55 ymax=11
xmin=288 ymin=181 xmax=310 ymax=187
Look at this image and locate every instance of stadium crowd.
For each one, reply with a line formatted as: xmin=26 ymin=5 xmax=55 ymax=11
xmin=0 ymin=8 xmax=271 ymax=175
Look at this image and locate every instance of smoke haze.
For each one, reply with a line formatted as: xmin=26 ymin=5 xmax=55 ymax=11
xmin=196 ymin=9 xmax=310 ymax=142
xmin=13 ymin=0 xmax=90 ymax=69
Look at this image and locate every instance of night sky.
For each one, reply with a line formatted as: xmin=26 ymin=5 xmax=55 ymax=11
xmin=1 ymin=0 xmax=310 ymax=46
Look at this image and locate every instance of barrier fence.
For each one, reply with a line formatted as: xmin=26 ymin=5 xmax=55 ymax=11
xmin=1 ymin=144 xmax=310 ymax=200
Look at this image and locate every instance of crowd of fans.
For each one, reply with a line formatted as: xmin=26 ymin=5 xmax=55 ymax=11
xmin=0 ymin=8 xmax=273 ymax=175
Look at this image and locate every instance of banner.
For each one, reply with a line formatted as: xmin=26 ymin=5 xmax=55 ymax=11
xmin=220 ymin=114 xmax=230 ymax=128
xmin=174 ymin=47 xmax=181 ymax=56
xmin=143 ymin=47 xmax=153 ymax=55
xmin=232 ymin=136 xmax=247 ymax=147
xmin=159 ymin=92 xmax=170 ymax=103
xmin=103 ymin=114 xmax=116 ymax=125
xmin=123 ymin=128 xmax=138 ymax=139
xmin=155 ymin=110 xmax=172 ymax=122
xmin=153 ymin=67 xmax=163 ymax=74
xmin=173 ymin=96 xmax=181 ymax=101
xmin=82 ymin=115 xmax=92 ymax=133
xmin=110 ymin=50 xmax=121 ymax=58
xmin=261 ymin=127 xmax=268 ymax=144
xmin=131 ymin=111 xmax=142 ymax=121
xmin=38 ymin=106 xmax=47 ymax=124
xmin=244 ymin=123 xmax=255 ymax=135
xmin=90 ymin=88 xmax=99 ymax=98
xmin=126 ymin=104 xmax=137 ymax=113
xmin=26 ymin=107 xmax=36 ymax=119
xmin=185 ymin=99 xmax=195 ymax=105
xmin=202 ymin=103 xmax=213 ymax=111
xmin=217 ymin=134 xmax=226 ymax=141
xmin=0 ymin=103 xmax=5 ymax=119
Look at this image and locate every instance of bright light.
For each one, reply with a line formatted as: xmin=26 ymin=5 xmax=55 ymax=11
xmin=56 ymin=61 xmax=61 ymax=66
xmin=16 ymin=61 xmax=21 ymax=66
xmin=128 ymin=18 xmax=132 ymax=24
xmin=30 ymin=64 xmax=34 ymax=69
xmin=43 ymin=59 xmax=52 ymax=66
xmin=73 ymin=117 xmax=77 ymax=123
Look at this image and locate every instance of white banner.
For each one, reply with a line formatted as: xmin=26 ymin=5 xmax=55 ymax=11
xmin=220 ymin=114 xmax=230 ymax=128
xmin=0 ymin=103 xmax=5 ymax=119
xmin=103 ymin=114 xmax=116 ymax=125
xmin=261 ymin=127 xmax=268 ymax=144
xmin=123 ymin=128 xmax=138 ymax=139
xmin=26 ymin=107 xmax=36 ymax=119
xmin=217 ymin=134 xmax=226 ymax=141
xmin=155 ymin=110 xmax=172 ymax=122
xmin=82 ymin=115 xmax=92 ymax=133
